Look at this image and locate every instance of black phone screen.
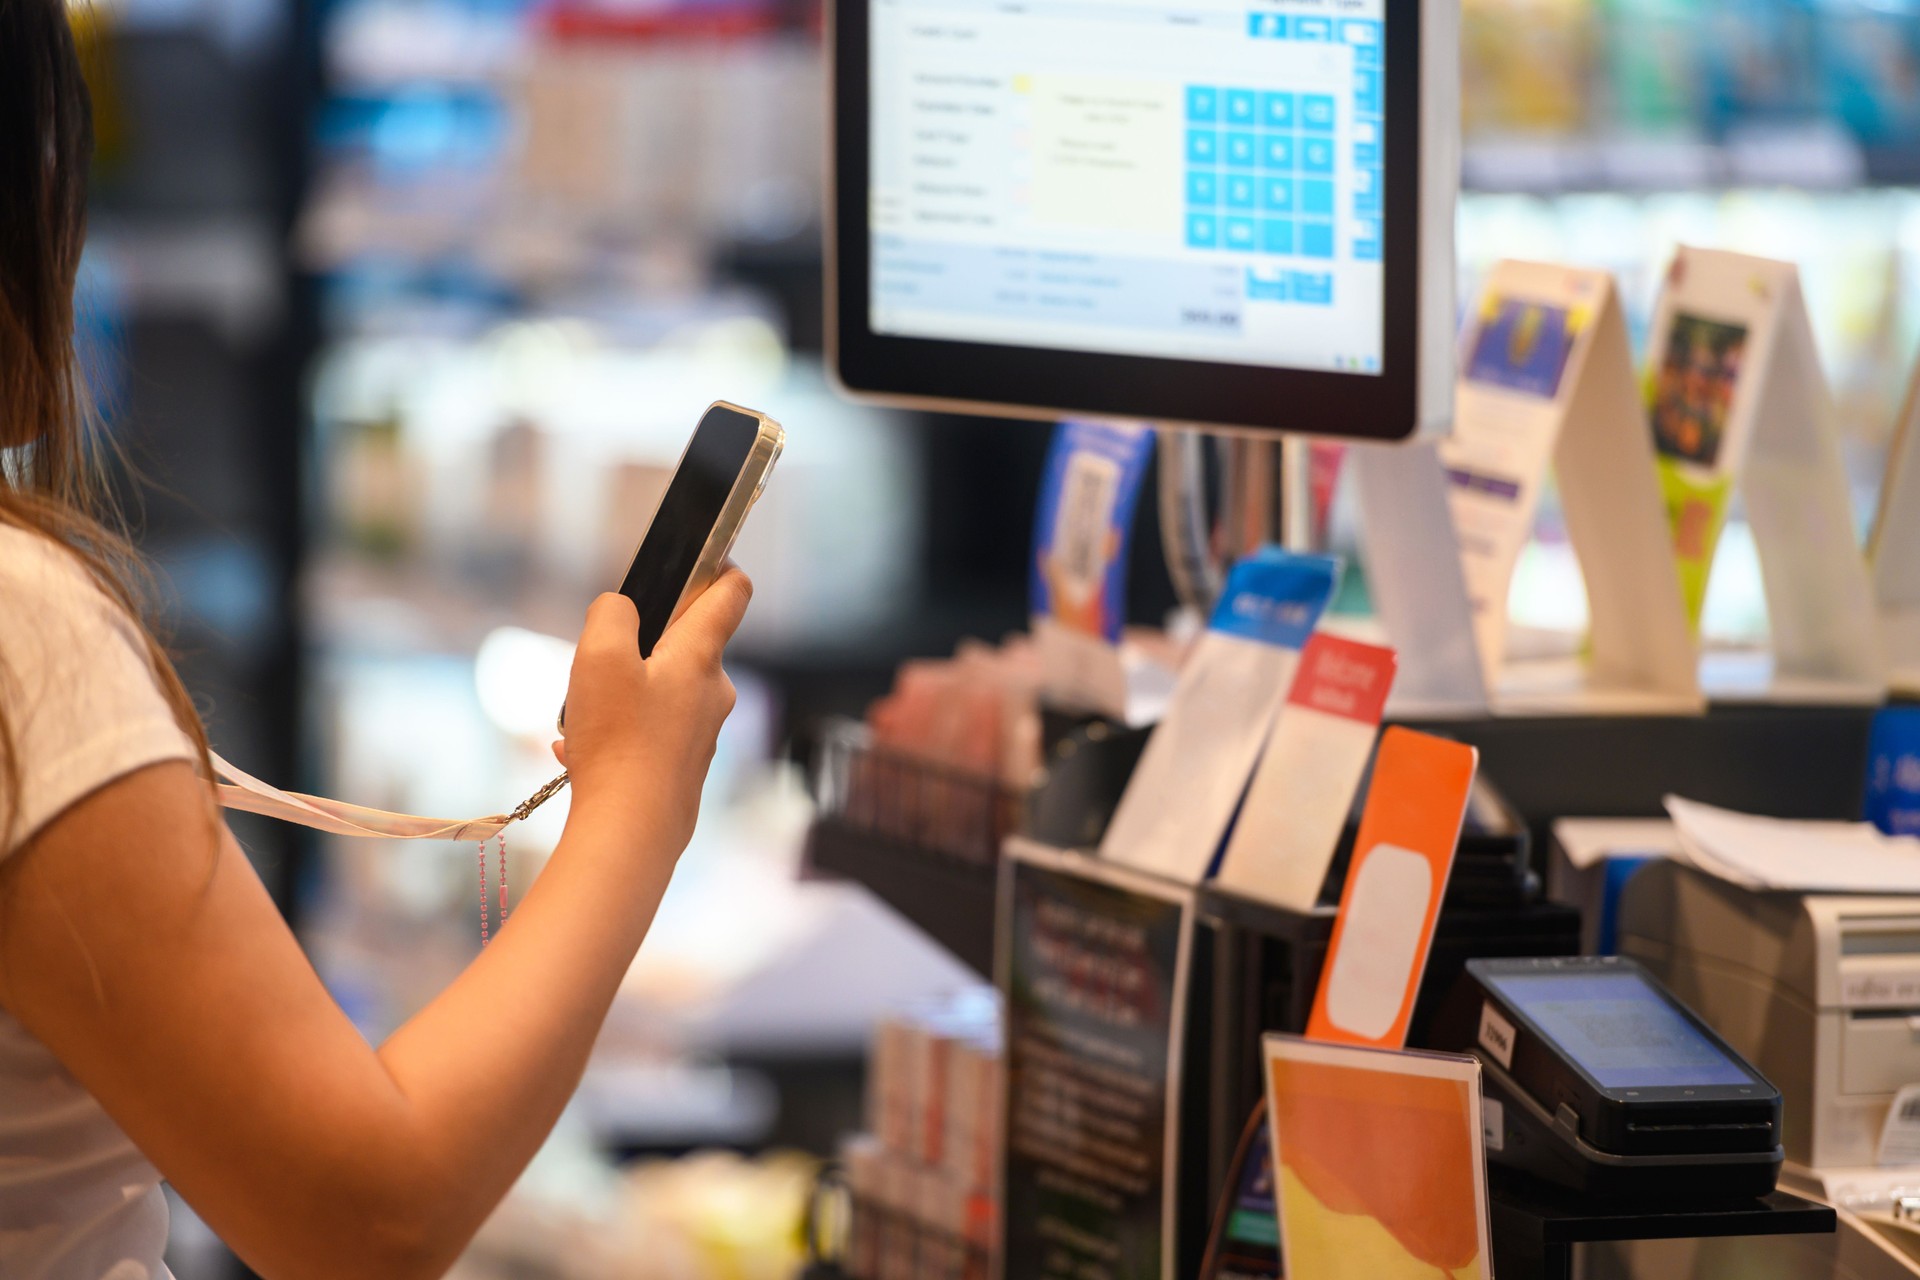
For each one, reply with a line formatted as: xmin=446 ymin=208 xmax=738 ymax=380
xmin=1484 ymin=969 xmax=1755 ymax=1090
xmin=618 ymin=405 xmax=762 ymax=656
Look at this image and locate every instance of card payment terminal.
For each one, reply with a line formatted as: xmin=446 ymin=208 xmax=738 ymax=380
xmin=1438 ymin=956 xmax=1784 ymax=1198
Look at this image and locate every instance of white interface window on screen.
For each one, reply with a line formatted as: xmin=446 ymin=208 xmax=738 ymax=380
xmin=869 ymin=0 xmax=1386 ymax=375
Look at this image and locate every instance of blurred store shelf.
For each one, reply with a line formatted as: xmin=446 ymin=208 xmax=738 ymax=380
xmin=87 ymin=217 xmax=283 ymax=338
xmin=1462 ymin=124 xmax=1871 ymax=194
xmin=804 ymin=818 xmax=1000 ymax=978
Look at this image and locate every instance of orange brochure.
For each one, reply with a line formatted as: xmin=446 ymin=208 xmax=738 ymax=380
xmin=1305 ymin=727 xmax=1479 ymax=1048
xmin=1264 ymin=1035 xmax=1491 ymax=1280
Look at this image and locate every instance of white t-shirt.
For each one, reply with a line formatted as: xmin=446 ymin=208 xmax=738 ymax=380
xmin=0 ymin=525 xmax=193 ymax=1280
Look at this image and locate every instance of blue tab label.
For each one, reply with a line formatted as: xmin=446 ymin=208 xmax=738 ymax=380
xmin=1866 ymin=708 xmax=1920 ymax=836
xmin=1207 ymin=547 xmax=1340 ymax=649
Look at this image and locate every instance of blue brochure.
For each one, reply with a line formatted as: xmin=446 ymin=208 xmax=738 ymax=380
xmin=1208 ymin=546 xmax=1341 ymax=647
xmin=1865 ymin=707 xmax=1920 ymax=837
xmin=1030 ymin=420 xmax=1154 ymax=642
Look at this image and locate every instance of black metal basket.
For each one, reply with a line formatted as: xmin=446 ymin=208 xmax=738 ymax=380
xmin=812 ymin=720 xmax=1027 ymax=867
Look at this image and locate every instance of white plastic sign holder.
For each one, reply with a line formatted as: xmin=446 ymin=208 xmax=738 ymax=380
xmin=1870 ymin=354 xmax=1920 ymax=695
xmin=1444 ymin=260 xmax=1700 ymax=713
xmin=1352 ymin=260 xmax=1702 ymax=716
xmin=1647 ymin=247 xmax=1885 ymax=702
xmin=1349 ymin=440 xmax=1489 ymax=717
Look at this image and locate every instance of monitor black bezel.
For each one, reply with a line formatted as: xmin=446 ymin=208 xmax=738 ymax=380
xmin=828 ymin=0 xmax=1426 ymax=438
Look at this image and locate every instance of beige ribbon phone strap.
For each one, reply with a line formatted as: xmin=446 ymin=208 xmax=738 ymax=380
xmin=211 ymin=752 xmax=568 ymax=842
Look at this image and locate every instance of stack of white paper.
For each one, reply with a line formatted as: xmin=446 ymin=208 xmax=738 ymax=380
xmin=1664 ymin=796 xmax=1920 ymax=893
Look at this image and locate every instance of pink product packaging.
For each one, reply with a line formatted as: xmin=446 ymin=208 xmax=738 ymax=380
xmin=841 ymin=1135 xmax=885 ymax=1280
xmin=878 ymin=1156 xmax=917 ymax=1280
xmin=916 ymin=1165 xmax=970 ymax=1280
xmin=868 ymin=1016 xmax=920 ymax=1158
xmin=942 ymin=1035 xmax=1004 ymax=1194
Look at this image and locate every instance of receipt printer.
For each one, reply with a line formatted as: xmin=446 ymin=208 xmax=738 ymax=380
xmin=1621 ymin=860 xmax=1920 ymax=1171
xmin=1436 ymin=955 xmax=1783 ymax=1198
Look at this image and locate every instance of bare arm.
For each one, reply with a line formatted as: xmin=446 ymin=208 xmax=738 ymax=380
xmin=0 ymin=574 xmax=750 ymax=1280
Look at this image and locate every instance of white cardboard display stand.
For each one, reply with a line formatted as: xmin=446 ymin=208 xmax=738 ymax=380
xmin=1870 ymin=355 xmax=1920 ymax=695
xmin=1349 ymin=440 xmax=1489 ymax=716
xmin=1352 ymin=260 xmax=1702 ymax=716
xmin=1648 ymin=247 xmax=1886 ymax=702
xmin=1445 ymin=260 xmax=1701 ymax=713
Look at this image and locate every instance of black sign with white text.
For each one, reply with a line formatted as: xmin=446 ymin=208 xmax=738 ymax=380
xmin=1000 ymin=847 xmax=1192 ymax=1280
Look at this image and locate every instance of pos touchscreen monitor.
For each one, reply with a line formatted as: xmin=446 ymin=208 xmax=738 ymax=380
xmin=828 ymin=0 xmax=1458 ymax=438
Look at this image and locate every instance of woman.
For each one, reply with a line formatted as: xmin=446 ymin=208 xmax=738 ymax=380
xmin=0 ymin=2 xmax=751 ymax=1275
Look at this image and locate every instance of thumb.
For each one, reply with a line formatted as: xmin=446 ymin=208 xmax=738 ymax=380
xmin=579 ymin=592 xmax=642 ymax=657
xmin=655 ymin=568 xmax=752 ymax=665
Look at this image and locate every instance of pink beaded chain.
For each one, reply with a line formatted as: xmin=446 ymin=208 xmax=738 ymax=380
xmin=477 ymin=832 xmax=511 ymax=946
xmin=498 ymin=830 xmax=510 ymax=921
xmin=475 ymin=770 xmax=564 ymax=947
xmin=477 ymin=839 xmax=490 ymax=946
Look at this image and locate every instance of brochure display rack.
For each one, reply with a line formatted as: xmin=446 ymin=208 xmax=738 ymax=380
xmin=1356 ymin=262 xmax=1705 ymax=717
xmin=1447 ymin=262 xmax=1699 ymax=712
xmin=1646 ymin=247 xmax=1886 ymax=701
xmin=1871 ymin=355 xmax=1920 ymax=696
xmin=805 ymin=704 xmax=1853 ymax=1279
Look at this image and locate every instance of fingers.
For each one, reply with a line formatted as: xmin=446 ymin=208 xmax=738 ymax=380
xmin=657 ymin=569 xmax=753 ymax=665
xmin=579 ymin=593 xmax=642 ymax=657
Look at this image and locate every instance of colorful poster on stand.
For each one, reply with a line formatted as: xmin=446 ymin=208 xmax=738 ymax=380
xmin=998 ymin=839 xmax=1195 ymax=1280
xmin=1443 ymin=260 xmax=1697 ymax=708
xmin=1030 ymin=419 xmax=1153 ymax=642
xmin=1646 ymin=246 xmax=1883 ymax=695
xmin=1647 ymin=305 xmax=1747 ymax=626
xmin=1445 ymin=282 xmax=1589 ymax=684
xmin=1463 ymin=296 xmax=1581 ymax=399
xmin=1263 ymin=1036 xmax=1491 ymax=1280
xmin=1029 ymin=420 xmax=1168 ymax=723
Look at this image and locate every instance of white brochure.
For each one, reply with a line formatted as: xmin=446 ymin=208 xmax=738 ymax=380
xmin=1444 ymin=261 xmax=1699 ymax=711
xmin=1214 ymin=633 xmax=1395 ymax=911
xmin=1871 ymin=354 xmax=1920 ymax=695
xmin=1099 ymin=549 xmax=1338 ymax=884
xmin=1647 ymin=246 xmax=1884 ymax=698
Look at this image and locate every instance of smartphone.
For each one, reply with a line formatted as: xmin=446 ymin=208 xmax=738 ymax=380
xmin=618 ymin=401 xmax=784 ymax=657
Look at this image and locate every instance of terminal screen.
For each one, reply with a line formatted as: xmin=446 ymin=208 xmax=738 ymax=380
xmin=1486 ymin=970 xmax=1755 ymax=1091
xmin=869 ymin=0 xmax=1387 ymax=375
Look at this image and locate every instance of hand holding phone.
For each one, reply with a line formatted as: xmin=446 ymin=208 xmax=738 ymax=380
xmin=559 ymin=402 xmax=782 ymax=731
xmin=618 ymin=402 xmax=783 ymax=657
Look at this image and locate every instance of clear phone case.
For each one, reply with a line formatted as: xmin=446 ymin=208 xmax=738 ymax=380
xmin=671 ymin=401 xmax=785 ymax=626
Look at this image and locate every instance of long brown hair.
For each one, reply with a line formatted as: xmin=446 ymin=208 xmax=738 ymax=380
xmin=1 ymin=0 xmax=213 ymax=844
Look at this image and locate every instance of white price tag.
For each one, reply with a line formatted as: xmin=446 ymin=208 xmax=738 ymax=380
xmin=1478 ymin=1002 xmax=1517 ymax=1069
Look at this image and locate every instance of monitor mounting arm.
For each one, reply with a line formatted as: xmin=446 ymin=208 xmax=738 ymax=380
xmin=1156 ymin=429 xmax=1316 ymax=615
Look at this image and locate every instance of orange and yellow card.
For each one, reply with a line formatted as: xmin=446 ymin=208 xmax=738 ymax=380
xmin=1264 ymin=1036 xmax=1491 ymax=1280
xmin=1305 ymin=726 xmax=1478 ymax=1048
xmin=1272 ymin=730 xmax=1489 ymax=1280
